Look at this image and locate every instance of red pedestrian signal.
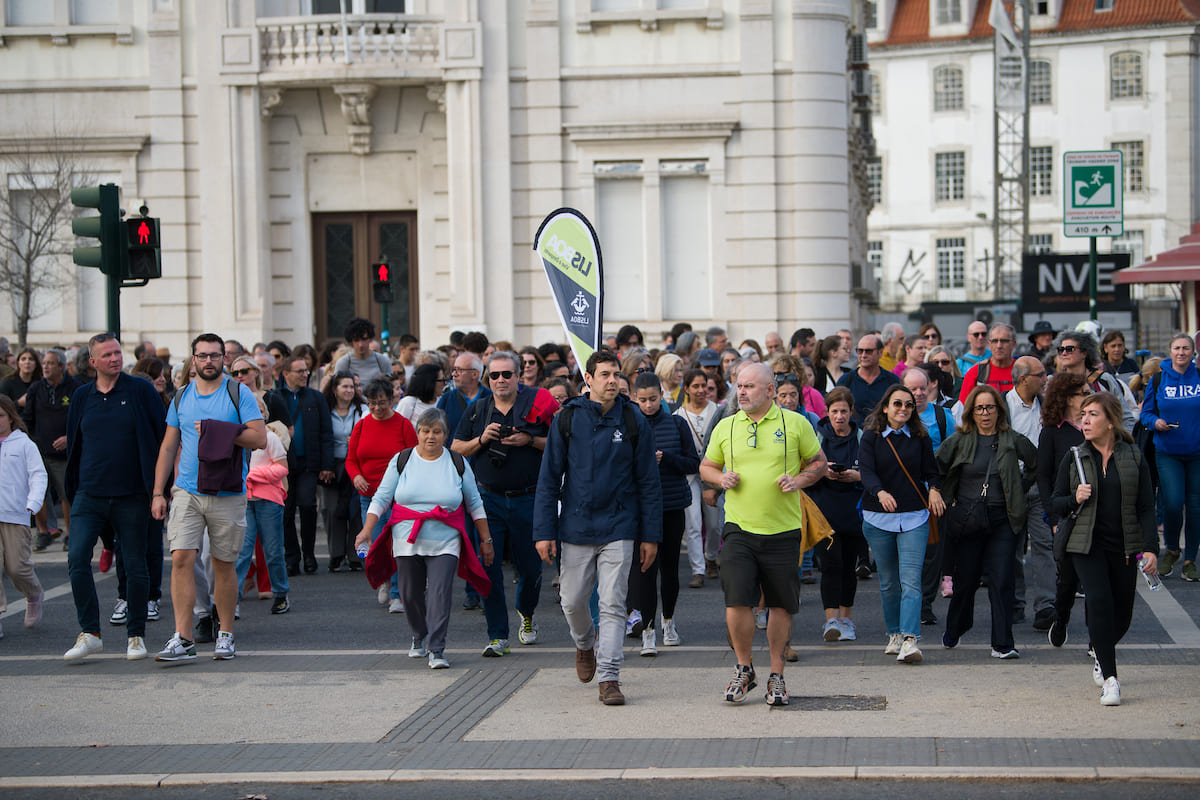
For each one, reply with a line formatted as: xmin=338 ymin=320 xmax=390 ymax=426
xmin=125 ymin=216 xmax=161 ymax=279
xmin=371 ymin=261 xmax=393 ymax=303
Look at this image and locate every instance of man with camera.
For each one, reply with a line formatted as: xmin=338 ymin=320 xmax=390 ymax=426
xmin=453 ymin=351 xmax=559 ymax=657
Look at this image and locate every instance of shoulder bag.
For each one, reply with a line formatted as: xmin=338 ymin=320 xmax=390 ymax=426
xmin=884 ymin=436 xmax=939 ymax=544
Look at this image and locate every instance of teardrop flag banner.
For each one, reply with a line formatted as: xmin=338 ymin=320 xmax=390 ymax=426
xmin=533 ymin=207 xmax=603 ymax=370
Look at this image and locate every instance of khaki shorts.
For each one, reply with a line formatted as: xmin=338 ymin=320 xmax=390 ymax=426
xmin=167 ymin=488 xmax=247 ymax=563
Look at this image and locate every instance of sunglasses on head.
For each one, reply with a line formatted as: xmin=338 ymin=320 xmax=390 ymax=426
xmin=774 ymin=373 xmax=799 ymax=386
xmin=489 ymin=370 xmax=515 ymax=380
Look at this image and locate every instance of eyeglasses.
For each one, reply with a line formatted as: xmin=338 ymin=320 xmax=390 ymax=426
xmin=973 ymin=404 xmax=999 ymax=414
xmin=988 ymin=338 xmax=1014 ymax=345
xmin=747 ymin=421 xmax=758 ymax=449
xmin=1057 ymin=345 xmax=1078 ymax=354
xmin=889 ymin=400 xmax=915 ymax=410
xmin=523 ymin=359 xmax=538 ymax=367
xmin=288 ymin=367 xmax=310 ymax=375
xmin=435 ymin=377 xmax=446 ymax=384
xmin=855 ymin=347 xmax=879 ymax=355
xmin=230 ymin=368 xmax=256 ymax=378
xmin=635 ymin=366 xmax=654 ymax=374
xmin=969 ymin=331 xmax=987 ymax=338
xmin=193 ymin=352 xmax=223 ymax=362
xmin=775 ymin=373 xmax=799 ymax=386
xmin=451 ymin=367 xmax=478 ymax=374
xmin=489 ymin=370 xmax=515 ymax=380
xmin=366 ymin=399 xmax=392 ymax=409
xmin=1024 ymin=371 xmax=1047 ymax=379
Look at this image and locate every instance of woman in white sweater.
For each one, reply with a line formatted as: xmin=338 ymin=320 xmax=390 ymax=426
xmin=0 ymin=395 xmax=47 ymax=638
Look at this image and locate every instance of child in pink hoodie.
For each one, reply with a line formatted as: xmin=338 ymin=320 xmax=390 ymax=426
xmin=234 ymin=401 xmax=291 ymax=614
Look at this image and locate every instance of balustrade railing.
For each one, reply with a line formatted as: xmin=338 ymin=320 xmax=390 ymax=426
xmin=259 ymin=15 xmax=440 ymax=69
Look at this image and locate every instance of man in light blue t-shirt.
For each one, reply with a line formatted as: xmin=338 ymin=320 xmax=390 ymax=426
xmin=151 ymin=333 xmax=265 ymax=663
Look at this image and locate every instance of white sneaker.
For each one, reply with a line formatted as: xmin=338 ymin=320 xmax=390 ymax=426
xmin=428 ymin=651 xmax=450 ymax=669
xmin=377 ymin=584 xmax=390 ymax=605
xmin=897 ymin=636 xmax=923 ymax=664
xmin=64 ymin=632 xmax=103 ymax=661
xmin=518 ymin=613 xmax=538 ymax=645
xmin=127 ymin=636 xmax=148 ymax=660
xmin=839 ymin=618 xmax=857 ymax=641
xmin=408 ymin=637 xmax=427 ymax=658
xmin=388 ymin=598 xmax=404 ymax=613
xmin=213 ymin=631 xmax=236 ymax=660
xmin=146 ymin=600 xmax=160 ymax=621
xmin=640 ymin=628 xmax=657 ymax=657
xmin=755 ymin=609 xmax=768 ymax=630
xmin=24 ymin=592 xmax=43 ymax=628
xmin=1100 ymin=676 xmax=1121 ymax=706
xmin=109 ymin=599 xmax=128 ymax=625
xmin=661 ymin=618 xmax=680 ymax=646
xmin=884 ymin=633 xmax=903 ymax=655
xmin=822 ymin=618 xmax=843 ymax=642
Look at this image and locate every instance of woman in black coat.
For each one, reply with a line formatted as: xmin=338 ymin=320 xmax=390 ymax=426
xmin=626 ymin=373 xmax=701 ymax=655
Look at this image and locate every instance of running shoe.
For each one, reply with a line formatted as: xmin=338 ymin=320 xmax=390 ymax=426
xmin=213 ymin=631 xmax=236 ymax=660
xmin=109 ymin=599 xmax=128 ymax=625
xmin=482 ymin=638 xmax=510 ymax=657
xmin=724 ymin=664 xmax=757 ymax=703
xmin=518 ymin=613 xmax=538 ymax=645
xmin=155 ymin=634 xmax=197 ymax=663
xmin=764 ymin=672 xmax=789 ymax=706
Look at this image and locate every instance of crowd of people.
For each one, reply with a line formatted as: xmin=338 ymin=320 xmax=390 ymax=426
xmin=0 ymin=316 xmax=1194 ymax=710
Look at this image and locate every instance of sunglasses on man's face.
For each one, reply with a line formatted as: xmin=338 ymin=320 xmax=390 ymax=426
xmin=489 ymin=370 xmax=515 ymax=381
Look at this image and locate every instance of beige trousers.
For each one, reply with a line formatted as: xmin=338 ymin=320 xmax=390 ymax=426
xmin=0 ymin=522 xmax=43 ymax=613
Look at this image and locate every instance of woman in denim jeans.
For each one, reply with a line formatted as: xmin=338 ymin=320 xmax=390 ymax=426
xmin=857 ymin=384 xmax=945 ymax=665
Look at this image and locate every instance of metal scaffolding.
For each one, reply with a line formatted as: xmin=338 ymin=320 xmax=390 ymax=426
xmin=992 ymin=0 xmax=1030 ymax=300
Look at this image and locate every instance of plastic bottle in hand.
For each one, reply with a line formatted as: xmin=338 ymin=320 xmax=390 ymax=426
xmin=1138 ymin=555 xmax=1163 ymax=591
xmin=356 ymin=542 xmax=369 ymax=560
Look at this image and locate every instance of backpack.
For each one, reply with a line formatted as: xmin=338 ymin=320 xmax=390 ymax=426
xmin=556 ymin=403 xmax=640 ymax=457
xmin=394 ymin=446 xmax=465 ymax=478
xmin=932 ymin=404 xmax=948 ymax=441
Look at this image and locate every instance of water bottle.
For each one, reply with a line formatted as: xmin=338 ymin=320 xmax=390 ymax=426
xmin=1138 ymin=555 xmax=1163 ymax=591
xmin=355 ymin=542 xmax=369 ymax=560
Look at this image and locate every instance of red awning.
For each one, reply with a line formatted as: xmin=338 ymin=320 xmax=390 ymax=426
xmin=1116 ymin=223 xmax=1200 ymax=284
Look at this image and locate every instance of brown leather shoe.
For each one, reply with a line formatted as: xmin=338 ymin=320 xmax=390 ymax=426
xmin=688 ymin=573 xmax=704 ymax=589
xmin=598 ymin=680 xmax=625 ymax=705
xmin=575 ymin=647 xmax=596 ymax=683
xmin=784 ymin=643 xmax=799 ymax=663
xmin=705 ymin=560 xmax=719 ymax=580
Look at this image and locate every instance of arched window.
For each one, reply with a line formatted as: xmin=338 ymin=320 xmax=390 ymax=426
xmin=1110 ymin=52 xmax=1143 ymax=99
xmin=933 ymin=65 xmax=964 ymax=112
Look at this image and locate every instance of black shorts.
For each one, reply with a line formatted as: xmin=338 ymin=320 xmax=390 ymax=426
xmin=719 ymin=523 xmax=802 ymax=614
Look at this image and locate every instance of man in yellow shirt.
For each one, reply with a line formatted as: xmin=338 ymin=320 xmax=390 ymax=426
xmin=699 ymin=363 xmax=826 ymax=707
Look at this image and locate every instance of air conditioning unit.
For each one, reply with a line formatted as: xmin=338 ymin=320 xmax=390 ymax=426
xmin=852 ymin=70 xmax=871 ymax=99
xmin=849 ymin=32 xmax=867 ymax=66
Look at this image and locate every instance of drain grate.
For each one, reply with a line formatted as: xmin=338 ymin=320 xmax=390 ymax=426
xmin=770 ymin=694 xmax=887 ymax=711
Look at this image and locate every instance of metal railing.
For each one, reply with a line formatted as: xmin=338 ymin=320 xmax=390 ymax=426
xmin=259 ymin=14 xmax=440 ymax=69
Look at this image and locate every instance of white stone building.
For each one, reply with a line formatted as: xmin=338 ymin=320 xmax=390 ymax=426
xmin=865 ymin=0 xmax=1197 ymax=337
xmin=0 ymin=0 xmax=868 ymax=354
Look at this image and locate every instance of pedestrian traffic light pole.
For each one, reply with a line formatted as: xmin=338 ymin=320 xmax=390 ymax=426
xmin=71 ymin=185 xmax=162 ymax=339
xmin=1089 ymin=235 xmax=1099 ymax=322
xmin=372 ymin=260 xmax=393 ymax=352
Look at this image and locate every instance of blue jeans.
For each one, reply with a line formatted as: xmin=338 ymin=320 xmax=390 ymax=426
xmin=235 ymin=499 xmax=289 ymax=598
xmin=862 ymin=519 xmax=929 ymax=638
xmin=480 ymin=490 xmax=541 ymax=641
xmin=1157 ymin=452 xmax=1200 ymax=563
xmin=360 ymin=495 xmax=398 ymax=600
xmin=68 ymin=492 xmax=150 ymax=637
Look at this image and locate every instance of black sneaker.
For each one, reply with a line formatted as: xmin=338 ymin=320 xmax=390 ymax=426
xmin=724 ymin=664 xmax=757 ymax=703
xmin=1032 ymin=608 xmax=1057 ymax=631
xmin=856 ymin=560 xmax=872 ymax=580
xmin=271 ymin=596 xmax=290 ymax=615
xmin=1048 ymin=618 xmax=1068 ymax=648
xmin=34 ymin=532 xmax=53 ymax=552
xmin=921 ymin=610 xmax=938 ymax=626
xmin=193 ymin=614 xmax=214 ymax=644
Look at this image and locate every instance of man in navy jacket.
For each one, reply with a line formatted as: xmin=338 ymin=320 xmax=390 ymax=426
xmin=278 ymin=354 xmax=334 ymax=574
xmin=534 ymin=349 xmax=661 ymax=706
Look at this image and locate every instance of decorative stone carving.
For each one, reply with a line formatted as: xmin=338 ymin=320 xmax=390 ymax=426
xmin=332 ymin=83 xmax=377 ymax=156
xmin=425 ymin=83 xmax=446 ymax=113
xmin=261 ymin=88 xmax=284 ymax=118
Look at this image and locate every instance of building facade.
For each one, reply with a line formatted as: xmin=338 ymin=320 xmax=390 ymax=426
xmin=0 ymin=0 xmax=867 ymax=354
xmin=866 ymin=0 xmax=1198 ymax=338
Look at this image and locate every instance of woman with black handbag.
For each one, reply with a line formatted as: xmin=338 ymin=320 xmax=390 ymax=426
xmin=936 ymin=385 xmax=1037 ymax=659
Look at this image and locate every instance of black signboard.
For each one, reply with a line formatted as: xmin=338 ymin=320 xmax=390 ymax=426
xmin=1021 ymin=252 xmax=1131 ymax=312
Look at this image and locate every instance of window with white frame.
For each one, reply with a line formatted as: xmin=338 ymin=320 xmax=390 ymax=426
xmin=865 ymin=0 xmax=878 ymax=28
xmin=1113 ymin=140 xmax=1144 ymax=192
xmin=934 ymin=0 xmax=960 ymax=24
xmin=935 ymin=151 xmax=965 ymax=202
xmin=1111 ymin=229 xmax=1144 ymax=267
xmin=1110 ymin=52 xmax=1143 ymax=99
xmin=1028 ymin=233 xmax=1053 ymax=254
xmin=595 ymin=165 xmax=646 ymax=320
xmin=1029 ymin=60 xmax=1051 ymax=105
xmin=867 ymin=159 xmax=882 ymax=206
xmin=869 ymin=71 xmax=881 ymax=116
xmin=867 ymin=240 xmax=883 ymax=277
xmin=660 ymin=162 xmax=711 ymax=320
xmin=1030 ymin=146 xmax=1053 ymax=197
xmin=5 ymin=0 xmax=54 ymax=24
xmin=70 ymin=0 xmax=118 ymax=24
xmin=936 ymin=238 xmax=965 ymax=290
xmin=933 ymin=65 xmax=964 ymax=111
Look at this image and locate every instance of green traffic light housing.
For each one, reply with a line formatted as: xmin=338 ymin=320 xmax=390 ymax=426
xmin=71 ymin=184 xmax=124 ymax=278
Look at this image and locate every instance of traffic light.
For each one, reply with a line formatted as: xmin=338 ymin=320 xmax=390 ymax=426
xmin=125 ymin=216 xmax=161 ymax=279
xmin=71 ymin=184 xmax=123 ymax=277
xmin=371 ymin=261 xmax=393 ymax=303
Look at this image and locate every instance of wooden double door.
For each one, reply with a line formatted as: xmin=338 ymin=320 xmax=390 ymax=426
xmin=312 ymin=212 xmax=417 ymax=344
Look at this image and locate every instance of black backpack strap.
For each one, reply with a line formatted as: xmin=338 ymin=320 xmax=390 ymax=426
xmin=226 ymin=377 xmax=242 ymax=424
xmin=395 ymin=447 xmax=413 ymax=476
xmin=557 ymin=405 xmax=574 ymax=459
xmin=934 ymin=404 xmax=948 ymax=441
xmin=976 ymin=362 xmax=990 ymax=388
xmin=622 ymin=404 xmax=640 ymax=450
xmin=449 ymin=449 xmax=466 ymax=477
